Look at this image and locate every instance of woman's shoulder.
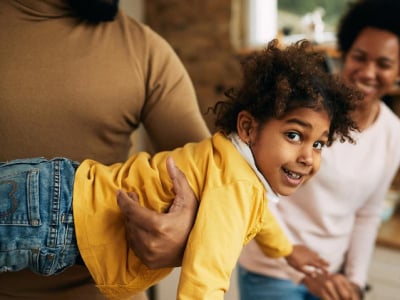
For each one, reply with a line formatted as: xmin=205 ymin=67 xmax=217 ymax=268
xmin=379 ymin=101 xmax=400 ymax=124
xmin=378 ymin=102 xmax=400 ymax=158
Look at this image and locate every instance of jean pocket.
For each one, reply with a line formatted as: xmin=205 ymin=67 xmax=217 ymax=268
xmin=0 ymin=246 xmax=60 ymax=275
xmin=0 ymin=168 xmax=41 ymax=226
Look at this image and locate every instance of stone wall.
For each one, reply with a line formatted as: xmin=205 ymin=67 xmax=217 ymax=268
xmin=145 ymin=0 xmax=242 ymax=132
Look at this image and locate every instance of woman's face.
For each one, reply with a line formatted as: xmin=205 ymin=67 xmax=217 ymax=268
xmin=342 ymin=27 xmax=399 ymax=106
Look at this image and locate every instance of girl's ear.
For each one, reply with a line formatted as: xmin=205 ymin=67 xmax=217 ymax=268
xmin=237 ymin=111 xmax=257 ymax=144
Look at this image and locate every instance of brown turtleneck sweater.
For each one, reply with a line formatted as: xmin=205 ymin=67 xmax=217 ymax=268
xmin=0 ymin=0 xmax=210 ymax=299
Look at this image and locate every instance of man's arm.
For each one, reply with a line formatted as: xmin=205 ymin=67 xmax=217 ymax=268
xmin=117 ymin=157 xmax=198 ymax=269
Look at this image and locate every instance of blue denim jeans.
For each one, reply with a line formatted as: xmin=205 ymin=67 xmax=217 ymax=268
xmin=0 ymin=157 xmax=80 ymax=276
xmin=238 ymin=265 xmax=320 ymax=300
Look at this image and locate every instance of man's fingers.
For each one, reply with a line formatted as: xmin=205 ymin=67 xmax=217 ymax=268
xmin=117 ymin=190 xmax=138 ymax=213
xmin=166 ymin=156 xmax=183 ymax=212
xmin=117 ymin=189 xmax=155 ymax=225
xmin=127 ymin=191 xmax=139 ymax=203
xmin=166 ymin=156 xmax=178 ymax=181
xmin=115 ymin=159 xmax=198 ymax=269
xmin=166 ymin=156 xmax=198 ymax=214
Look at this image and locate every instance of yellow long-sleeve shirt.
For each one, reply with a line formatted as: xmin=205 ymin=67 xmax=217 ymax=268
xmin=73 ymin=132 xmax=292 ymax=299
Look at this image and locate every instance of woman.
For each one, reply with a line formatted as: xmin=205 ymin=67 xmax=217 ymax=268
xmin=237 ymin=0 xmax=400 ymax=299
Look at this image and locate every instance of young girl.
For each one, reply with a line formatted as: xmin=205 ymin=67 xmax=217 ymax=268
xmin=0 ymin=40 xmax=358 ymax=300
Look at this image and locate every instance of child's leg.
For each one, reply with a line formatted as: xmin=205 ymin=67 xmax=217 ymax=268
xmin=0 ymin=157 xmax=80 ymax=276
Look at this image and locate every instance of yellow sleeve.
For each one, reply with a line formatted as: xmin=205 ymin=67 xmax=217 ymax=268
xmin=177 ymin=182 xmax=260 ymax=300
xmin=254 ymin=203 xmax=293 ymax=258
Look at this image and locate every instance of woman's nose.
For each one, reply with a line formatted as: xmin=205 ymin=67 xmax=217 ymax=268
xmin=360 ymin=61 xmax=377 ymax=79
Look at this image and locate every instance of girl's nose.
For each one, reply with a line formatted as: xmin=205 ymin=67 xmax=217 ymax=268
xmin=298 ymin=147 xmax=313 ymax=166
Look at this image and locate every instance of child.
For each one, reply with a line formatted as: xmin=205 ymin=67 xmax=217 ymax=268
xmin=0 ymin=40 xmax=358 ymax=300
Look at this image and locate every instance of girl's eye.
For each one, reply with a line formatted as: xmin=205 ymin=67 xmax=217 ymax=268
xmin=313 ymin=141 xmax=325 ymax=150
xmin=286 ymin=131 xmax=301 ymax=142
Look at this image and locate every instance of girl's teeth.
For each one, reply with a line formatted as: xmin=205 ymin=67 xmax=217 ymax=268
xmin=285 ymin=169 xmax=301 ymax=179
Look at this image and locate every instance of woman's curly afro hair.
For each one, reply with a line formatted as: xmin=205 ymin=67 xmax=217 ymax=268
xmin=337 ymin=0 xmax=400 ymax=55
xmin=213 ymin=39 xmax=360 ymax=146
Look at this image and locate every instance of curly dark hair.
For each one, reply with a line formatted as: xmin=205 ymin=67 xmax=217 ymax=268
xmin=213 ymin=39 xmax=360 ymax=146
xmin=337 ymin=0 xmax=400 ymax=55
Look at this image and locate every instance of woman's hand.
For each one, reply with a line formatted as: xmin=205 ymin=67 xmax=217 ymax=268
xmin=285 ymin=244 xmax=329 ymax=277
xmin=117 ymin=157 xmax=199 ymax=269
xmin=303 ymin=273 xmax=362 ymax=300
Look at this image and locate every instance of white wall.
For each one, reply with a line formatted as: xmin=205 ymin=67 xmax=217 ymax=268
xmin=246 ymin=0 xmax=278 ymax=46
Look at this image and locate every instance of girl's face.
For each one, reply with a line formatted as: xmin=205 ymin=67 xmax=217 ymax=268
xmin=342 ymin=27 xmax=399 ymax=106
xmin=240 ymin=108 xmax=330 ymax=196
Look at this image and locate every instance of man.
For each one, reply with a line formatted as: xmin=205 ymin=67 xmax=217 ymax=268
xmin=0 ymin=0 xmax=208 ymax=298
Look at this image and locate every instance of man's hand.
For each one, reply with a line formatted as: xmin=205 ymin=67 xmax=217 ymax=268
xmin=303 ymin=273 xmax=362 ymax=300
xmin=116 ymin=156 xmax=199 ymax=269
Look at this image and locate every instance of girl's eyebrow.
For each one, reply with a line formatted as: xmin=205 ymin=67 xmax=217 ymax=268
xmin=285 ymin=118 xmax=312 ymax=129
xmin=286 ymin=118 xmax=329 ymax=138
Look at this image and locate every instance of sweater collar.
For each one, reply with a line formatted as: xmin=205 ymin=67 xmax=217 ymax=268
xmin=228 ymin=133 xmax=280 ymax=203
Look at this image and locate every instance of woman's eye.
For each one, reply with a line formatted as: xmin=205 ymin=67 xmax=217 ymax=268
xmin=378 ymin=61 xmax=394 ymax=70
xmin=350 ymin=53 xmax=366 ymax=63
xmin=286 ymin=131 xmax=301 ymax=142
xmin=313 ymin=141 xmax=325 ymax=150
